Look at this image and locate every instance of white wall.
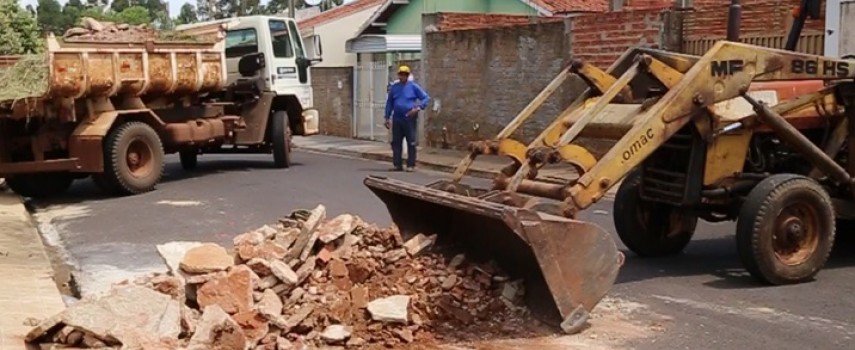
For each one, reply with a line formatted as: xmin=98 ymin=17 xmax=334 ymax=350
xmin=302 ymin=5 xmax=381 ymax=68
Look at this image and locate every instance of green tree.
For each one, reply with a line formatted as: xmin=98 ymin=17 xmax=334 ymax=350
xmin=176 ymin=3 xmax=197 ymax=25
xmin=0 ymin=0 xmax=43 ymax=55
xmin=110 ymin=0 xmax=133 ymax=13
xmin=114 ymin=5 xmax=150 ymax=25
xmin=36 ymin=0 xmax=64 ymax=34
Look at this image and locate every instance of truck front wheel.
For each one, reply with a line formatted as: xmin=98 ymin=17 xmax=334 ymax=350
xmin=100 ymin=121 xmax=164 ymax=195
xmin=271 ymin=111 xmax=292 ymax=168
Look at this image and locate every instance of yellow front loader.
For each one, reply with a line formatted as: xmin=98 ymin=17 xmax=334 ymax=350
xmin=366 ymin=2 xmax=853 ymax=334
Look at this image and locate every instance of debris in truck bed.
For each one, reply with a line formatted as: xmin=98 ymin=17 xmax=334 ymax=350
xmin=62 ymin=17 xmax=211 ymax=43
xmin=24 ymin=204 xmax=560 ymax=349
xmin=0 ymin=54 xmax=49 ymax=102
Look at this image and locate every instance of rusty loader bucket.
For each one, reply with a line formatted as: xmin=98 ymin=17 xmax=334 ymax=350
xmin=364 ymin=176 xmax=623 ymax=333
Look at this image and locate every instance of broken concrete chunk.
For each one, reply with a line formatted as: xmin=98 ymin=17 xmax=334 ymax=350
xmin=197 ymin=265 xmax=254 ymax=314
xmin=282 ymin=304 xmax=315 ymax=331
xmin=156 ymin=241 xmax=204 ymax=279
xmin=185 ymin=271 xmax=227 ymax=285
xmin=448 ymin=254 xmax=466 ymax=269
xmin=274 ymin=228 xmax=301 ymax=250
xmin=258 ymin=275 xmax=279 ymax=290
xmin=284 ymin=204 xmax=326 ymax=262
xmin=233 ymin=310 xmax=270 ymax=347
xmin=234 ymin=230 xmax=265 ymax=247
xmin=180 ymin=243 xmax=234 ymax=274
xmin=502 ymin=279 xmax=525 ymax=302
xmin=239 ymin=241 xmax=288 ymax=261
xmin=367 ymin=295 xmax=409 ymax=324
xmin=255 ymin=225 xmax=280 ymax=239
xmin=257 ymin=289 xmax=283 ymax=320
xmin=82 ymin=17 xmax=105 ymax=31
xmin=25 ymin=286 xmax=181 ymax=348
xmin=321 ymin=324 xmax=352 ymax=343
xmin=328 ymin=260 xmax=348 ymax=278
xmin=247 ymin=258 xmax=273 ymax=276
xmin=403 ymin=234 xmax=436 ymax=256
xmin=384 ymin=248 xmax=407 ymax=264
xmin=318 ymin=214 xmax=356 ymax=244
xmin=189 ymin=305 xmax=247 ymax=350
xmin=295 ymin=258 xmax=316 ymax=285
xmin=270 ymin=259 xmax=299 ymax=285
xmin=276 ymin=336 xmax=293 ymax=350
xmin=393 ymin=328 xmax=414 ymax=343
xmin=442 ymin=274 xmax=458 ymax=291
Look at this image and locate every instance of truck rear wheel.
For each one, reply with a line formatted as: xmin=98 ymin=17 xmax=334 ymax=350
xmin=100 ymin=121 xmax=164 ymax=195
xmin=736 ymin=174 xmax=834 ymax=285
xmin=614 ymin=169 xmax=697 ymax=257
xmin=271 ymin=111 xmax=292 ymax=168
xmin=6 ymin=172 xmax=74 ymax=198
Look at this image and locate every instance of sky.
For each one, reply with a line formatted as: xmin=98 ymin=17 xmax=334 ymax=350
xmin=21 ymin=0 xmax=357 ymax=21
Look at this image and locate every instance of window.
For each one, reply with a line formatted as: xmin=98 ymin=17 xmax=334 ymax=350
xmin=287 ymin=20 xmax=306 ymax=59
xmin=225 ymin=29 xmax=258 ymax=58
xmin=269 ymin=20 xmax=294 ymax=58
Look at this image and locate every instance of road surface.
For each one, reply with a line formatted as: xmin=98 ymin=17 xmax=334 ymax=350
xmin=28 ymin=150 xmax=855 ymax=350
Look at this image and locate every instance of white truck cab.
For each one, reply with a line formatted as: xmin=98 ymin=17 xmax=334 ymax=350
xmin=176 ymin=15 xmax=323 ymax=136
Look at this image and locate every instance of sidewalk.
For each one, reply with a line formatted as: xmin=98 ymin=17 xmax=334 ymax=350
xmin=292 ymin=135 xmax=575 ymax=181
xmin=0 ymin=193 xmax=65 ymax=349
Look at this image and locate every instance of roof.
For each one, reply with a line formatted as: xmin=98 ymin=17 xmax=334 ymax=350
xmin=298 ymin=0 xmax=386 ymax=28
xmin=529 ymin=0 xmax=607 ymax=13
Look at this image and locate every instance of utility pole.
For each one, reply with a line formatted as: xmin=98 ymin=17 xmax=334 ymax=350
xmin=289 ymin=0 xmax=296 ymax=18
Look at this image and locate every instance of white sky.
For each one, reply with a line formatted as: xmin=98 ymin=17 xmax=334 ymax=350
xmin=21 ymin=0 xmax=357 ymax=20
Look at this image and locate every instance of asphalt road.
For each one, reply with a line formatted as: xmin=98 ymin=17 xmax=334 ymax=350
xmin=28 ymin=149 xmax=855 ymax=350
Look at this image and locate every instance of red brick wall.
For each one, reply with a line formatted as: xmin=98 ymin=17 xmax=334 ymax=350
xmin=570 ymin=9 xmax=665 ymax=69
xmin=682 ymin=0 xmax=826 ymax=39
xmin=434 ymin=12 xmax=562 ymax=32
xmin=624 ymin=0 xmax=672 ymax=11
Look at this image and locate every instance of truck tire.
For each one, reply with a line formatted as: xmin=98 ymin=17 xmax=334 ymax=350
xmin=180 ymin=150 xmax=198 ymax=171
xmin=271 ymin=111 xmax=292 ymax=168
xmin=100 ymin=121 xmax=164 ymax=195
xmin=6 ymin=173 xmax=73 ymax=198
xmin=736 ymin=174 xmax=834 ymax=285
xmin=613 ymin=169 xmax=697 ymax=257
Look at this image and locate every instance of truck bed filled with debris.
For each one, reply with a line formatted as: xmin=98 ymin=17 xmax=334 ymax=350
xmin=0 ymin=17 xmax=222 ymax=107
xmin=24 ymin=204 xmax=561 ymax=349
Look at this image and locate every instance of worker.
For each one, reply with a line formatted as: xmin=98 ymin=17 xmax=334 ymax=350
xmin=384 ymin=65 xmax=430 ymax=172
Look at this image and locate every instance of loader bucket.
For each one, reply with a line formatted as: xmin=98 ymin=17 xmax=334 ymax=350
xmin=364 ymin=175 xmax=624 ymax=333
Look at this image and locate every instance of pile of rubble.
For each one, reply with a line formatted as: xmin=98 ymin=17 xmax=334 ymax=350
xmin=25 ymin=204 xmax=549 ymax=349
xmin=62 ymin=17 xmax=202 ymax=43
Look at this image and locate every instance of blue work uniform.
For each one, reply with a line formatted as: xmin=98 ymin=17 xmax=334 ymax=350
xmin=384 ymin=81 xmax=430 ymax=169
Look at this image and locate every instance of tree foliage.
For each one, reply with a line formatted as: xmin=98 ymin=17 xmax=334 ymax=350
xmin=0 ymin=0 xmax=42 ymax=55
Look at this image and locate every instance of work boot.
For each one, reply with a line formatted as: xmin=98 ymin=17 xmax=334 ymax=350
xmin=406 ymin=167 xmax=415 ymax=172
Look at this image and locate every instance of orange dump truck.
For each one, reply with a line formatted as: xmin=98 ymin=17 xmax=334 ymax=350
xmin=0 ymin=15 xmax=323 ymax=198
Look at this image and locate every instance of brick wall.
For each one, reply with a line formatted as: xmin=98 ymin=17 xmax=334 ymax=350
xmin=682 ymin=0 xmax=826 ymax=39
xmin=433 ymin=12 xmax=561 ymax=32
xmin=311 ymin=67 xmax=353 ymax=137
xmin=569 ymin=9 xmax=665 ymax=69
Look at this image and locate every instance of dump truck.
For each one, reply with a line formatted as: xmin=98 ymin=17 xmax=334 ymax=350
xmin=0 ymin=15 xmax=322 ymax=198
xmin=365 ymin=0 xmax=846 ymax=334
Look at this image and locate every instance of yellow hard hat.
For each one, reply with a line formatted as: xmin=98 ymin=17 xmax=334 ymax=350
xmin=398 ymin=65 xmax=411 ymax=74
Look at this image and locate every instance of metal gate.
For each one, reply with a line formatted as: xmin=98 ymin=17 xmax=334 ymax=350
xmin=354 ymin=54 xmax=390 ymax=142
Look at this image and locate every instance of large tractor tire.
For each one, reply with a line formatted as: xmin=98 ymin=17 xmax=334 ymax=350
xmin=613 ymin=169 xmax=698 ymax=257
xmin=271 ymin=111 xmax=292 ymax=168
xmin=6 ymin=173 xmax=74 ymax=198
xmin=736 ymin=174 xmax=835 ymax=285
xmin=97 ymin=121 xmax=164 ymax=195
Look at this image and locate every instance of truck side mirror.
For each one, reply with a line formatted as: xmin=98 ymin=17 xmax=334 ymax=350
xmin=308 ymin=34 xmax=323 ymax=64
xmin=238 ymin=52 xmax=265 ymax=77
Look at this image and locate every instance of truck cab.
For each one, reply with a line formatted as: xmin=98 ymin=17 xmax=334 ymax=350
xmin=176 ymin=16 xmax=323 ymax=139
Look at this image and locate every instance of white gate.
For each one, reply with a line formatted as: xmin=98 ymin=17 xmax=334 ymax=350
xmin=354 ymin=54 xmax=390 ymax=142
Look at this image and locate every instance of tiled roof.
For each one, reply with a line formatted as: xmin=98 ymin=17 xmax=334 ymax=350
xmin=530 ymin=0 xmax=608 ymax=13
xmin=298 ymin=0 xmax=386 ymax=28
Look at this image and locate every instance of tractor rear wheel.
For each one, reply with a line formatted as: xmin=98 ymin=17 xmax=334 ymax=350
xmin=736 ymin=174 xmax=834 ymax=285
xmin=614 ymin=170 xmax=697 ymax=257
xmin=100 ymin=121 xmax=164 ymax=195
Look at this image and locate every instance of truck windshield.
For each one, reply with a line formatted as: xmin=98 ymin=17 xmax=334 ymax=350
xmin=269 ymin=20 xmax=295 ymax=58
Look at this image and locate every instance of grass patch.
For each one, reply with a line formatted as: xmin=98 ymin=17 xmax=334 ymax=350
xmin=0 ymin=54 xmax=49 ymax=103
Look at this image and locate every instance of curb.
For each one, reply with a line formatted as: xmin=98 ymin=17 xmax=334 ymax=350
xmin=295 ymin=145 xmax=502 ymax=180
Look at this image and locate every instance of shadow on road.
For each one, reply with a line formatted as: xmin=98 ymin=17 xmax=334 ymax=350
xmin=26 ymin=156 xmax=305 ymax=206
xmin=615 ymin=232 xmax=855 ymax=289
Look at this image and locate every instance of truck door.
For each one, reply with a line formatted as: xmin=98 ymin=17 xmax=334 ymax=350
xmin=267 ymin=19 xmax=313 ymax=108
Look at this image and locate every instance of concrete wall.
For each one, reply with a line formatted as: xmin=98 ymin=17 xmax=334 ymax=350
xmin=421 ymin=9 xmax=665 ymax=150
xmin=312 ymin=67 xmax=354 ymax=137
